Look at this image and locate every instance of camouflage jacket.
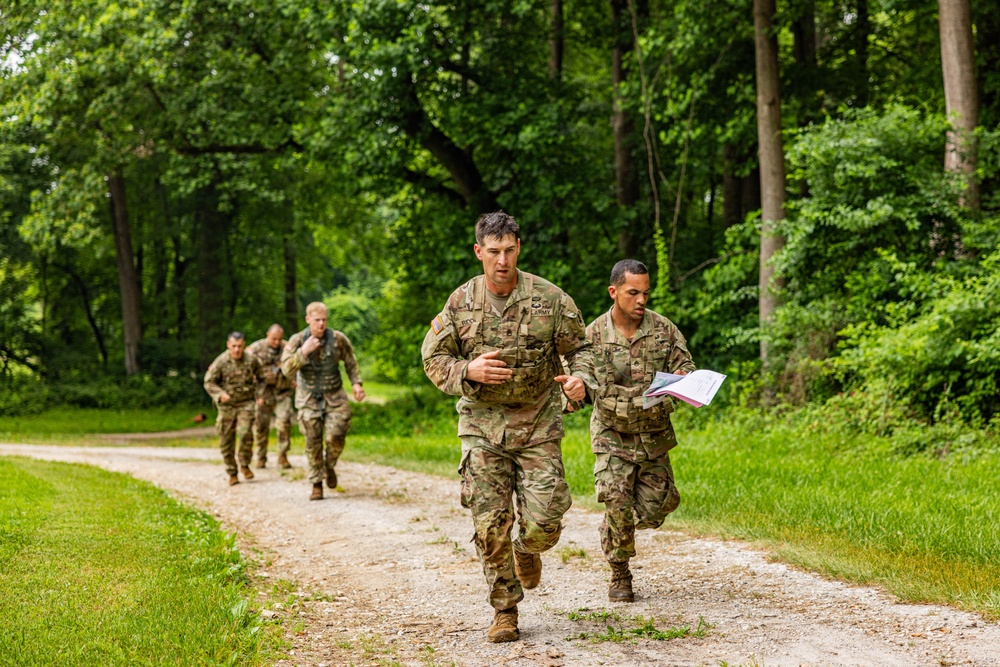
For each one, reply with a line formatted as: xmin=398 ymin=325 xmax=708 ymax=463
xmin=203 ymin=350 xmax=265 ymax=408
xmin=421 ymin=269 xmax=590 ymax=449
xmin=280 ymin=329 xmax=361 ymax=412
xmin=247 ymin=338 xmax=295 ymax=402
xmin=576 ymin=307 xmax=695 ymax=460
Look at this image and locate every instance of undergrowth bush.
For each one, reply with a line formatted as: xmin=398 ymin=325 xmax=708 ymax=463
xmin=0 ymin=373 xmax=206 ymax=417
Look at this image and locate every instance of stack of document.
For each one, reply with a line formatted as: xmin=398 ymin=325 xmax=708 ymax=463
xmin=642 ymin=369 xmax=727 ymax=409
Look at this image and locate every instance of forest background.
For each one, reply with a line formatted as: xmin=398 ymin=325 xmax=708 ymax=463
xmin=2 ymin=0 xmax=999 ymax=455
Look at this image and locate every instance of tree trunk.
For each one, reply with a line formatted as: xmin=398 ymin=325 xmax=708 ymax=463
xmin=550 ymin=0 xmax=564 ymax=81
xmin=611 ymin=0 xmax=641 ymax=257
xmin=753 ymin=0 xmax=787 ymax=371
xmin=939 ymin=0 xmax=980 ymax=209
xmin=856 ymin=0 xmax=870 ymax=107
xmin=723 ymin=143 xmax=744 ymax=228
xmin=284 ymin=233 xmax=298 ymax=333
xmin=108 ymin=171 xmax=142 ymax=375
xmin=196 ymin=181 xmax=232 ymax=370
xmin=55 ymin=262 xmax=108 ymax=367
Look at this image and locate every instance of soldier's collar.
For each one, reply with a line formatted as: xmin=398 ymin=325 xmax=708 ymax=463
xmin=604 ymin=306 xmax=650 ymax=343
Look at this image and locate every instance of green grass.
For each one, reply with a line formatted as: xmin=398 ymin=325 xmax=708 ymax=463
xmin=0 ymin=405 xmax=208 ymax=435
xmin=0 ymin=457 xmax=280 ymax=666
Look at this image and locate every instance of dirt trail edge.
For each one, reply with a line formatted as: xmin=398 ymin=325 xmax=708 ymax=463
xmin=2 ymin=443 xmax=997 ymax=667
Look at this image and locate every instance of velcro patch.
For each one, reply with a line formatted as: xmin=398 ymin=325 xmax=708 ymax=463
xmin=431 ymin=315 xmax=445 ymax=335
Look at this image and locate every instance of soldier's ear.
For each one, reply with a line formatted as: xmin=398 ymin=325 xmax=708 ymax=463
xmin=608 ymin=285 xmax=617 ymax=300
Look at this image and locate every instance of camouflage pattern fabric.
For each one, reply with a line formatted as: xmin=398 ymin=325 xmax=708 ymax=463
xmin=247 ymin=338 xmax=295 ymax=463
xmin=460 ymin=436 xmax=572 ymax=610
xmin=216 ymin=402 xmax=255 ymax=476
xmin=298 ymin=389 xmax=352 ymax=484
xmin=281 ymin=331 xmax=361 ymax=485
xmin=253 ymin=393 xmax=294 ymax=462
xmin=422 ymin=269 xmax=589 ymax=610
xmin=594 ymin=448 xmax=680 ymax=563
xmin=575 ymin=307 xmax=694 ymax=563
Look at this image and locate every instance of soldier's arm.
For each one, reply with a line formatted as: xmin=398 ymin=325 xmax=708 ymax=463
xmin=337 ymin=332 xmax=362 ymax=386
xmin=668 ymin=326 xmax=697 ymax=374
xmin=421 ymin=309 xmax=475 ymax=397
xmin=203 ymin=361 xmax=225 ymax=401
xmin=280 ymin=335 xmax=306 ymax=377
xmin=252 ymin=355 xmax=269 ymax=399
xmin=554 ymin=293 xmax=591 ymax=372
xmin=571 ymin=324 xmax=601 ymax=404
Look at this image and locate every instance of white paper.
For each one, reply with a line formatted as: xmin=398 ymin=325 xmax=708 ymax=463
xmin=642 ymin=369 xmax=727 ymax=408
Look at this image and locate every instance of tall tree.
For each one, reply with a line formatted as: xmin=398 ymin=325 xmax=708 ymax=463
xmin=938 ymin=0 xmax=980 ymax=208
xmin=108 ymin=171 xmax=142 ymax=375
xmin=550 ymin=0 xmax=564 ymax=81
xmin=753 ymin=0 xmax=787 ymax=371
xmin=611 ymin=0 xmax=642 ymax=257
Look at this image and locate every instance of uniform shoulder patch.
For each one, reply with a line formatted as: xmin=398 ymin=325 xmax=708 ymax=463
xmin=431 ymin=315 xmax=445 ymax=335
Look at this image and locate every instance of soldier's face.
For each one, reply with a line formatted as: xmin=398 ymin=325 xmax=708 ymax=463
xmin=306 ymin=311 xmax=328 ymax=338
xmin=266 ymin=329 xmax=283 ymax=348
xmin=227 ymin=337 xmax=246 ymax=359
xmin=609 ymin=272 xmax=651 ymax=324
xmin=474 ymin=234 xmax=520 ymax=291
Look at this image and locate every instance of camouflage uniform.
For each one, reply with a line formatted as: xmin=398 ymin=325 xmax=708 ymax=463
xmin=576 ymin=307 xmax=695 ymax=564
xmin=280 ymin=328 xmax=361 ymax=485
xmin=204 ymin=350 xmax=265 ymax=477
xmin=247 ymin=338 xmax=296 ymax=465
xmin=421 ymin=269 xmax=589 ymax=610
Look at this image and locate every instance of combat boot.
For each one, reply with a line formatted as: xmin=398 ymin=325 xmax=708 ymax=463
xmin=228 ymin=475 xmax=239 ymax=486
xmin=310 ymin=482 xmax=324 ymax=501
xmin=240 ymin=466 xmax=254 ymax=480
xmin=326 ymin=468 xmax=338 ymax=490
xmin=513 ymin=550 xmax=542 ymax=589
xmin=277 ymin=453 xmax=292 ymax=469
xmin=608 ymin=561 xmax=634 ymax=603
xmin=486 ymin=606 xmax=519 ymax=643
xmin=254 ymin=459 xmax=266 ymax=469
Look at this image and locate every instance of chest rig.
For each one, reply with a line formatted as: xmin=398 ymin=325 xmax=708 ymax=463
xmin=297 ymin=328 xmax=341 ymax=398
xmin=594 ymin=314 xmax=673 ymax=434
xmin=465 ymin=274 xmax=556 ymax=405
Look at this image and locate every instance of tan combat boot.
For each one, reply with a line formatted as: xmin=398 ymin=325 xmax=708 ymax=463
xmin=254 ymin=459 xmax=266 ymax=469
xmin=326 ymin=468 xmax=338 ymax=490
xmin=487 ymin=606 xmax=519 ymax=643
xmin=240 ymin=466 xmax=254 ymax=480
xmin=608 ymin=561 xmax=634 ymax=603
xmin=277 ymin=453 xmax=292 ymax=469
xmin=513 ymin=550 xmax=542 ymax=589
xmin=310 ymin=482 xmax=324 ymax=501
xmin=228 ymin=475 xmax=239 ymax=487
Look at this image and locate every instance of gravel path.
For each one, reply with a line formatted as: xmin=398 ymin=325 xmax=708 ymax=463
xmin=2 ymin=442 xmax=998 ymax=667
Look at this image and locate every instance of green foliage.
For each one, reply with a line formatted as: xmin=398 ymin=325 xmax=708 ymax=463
xmin=0 ymin=375 xmax=205 ymax=417
xmin=0 ymin=457 xmax=279 ymax=665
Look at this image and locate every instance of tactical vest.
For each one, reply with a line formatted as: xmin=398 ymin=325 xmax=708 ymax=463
xmin=467 ymin=274 xmax=557 ymax=405
xmin=593 ymin=315 xmax=673 ymax=434
xmin=296 ymin=329 xmax=342 ymax=397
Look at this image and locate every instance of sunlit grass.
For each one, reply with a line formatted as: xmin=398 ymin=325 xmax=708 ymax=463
xmin=0 ymin=456 xmax=282 ymax=666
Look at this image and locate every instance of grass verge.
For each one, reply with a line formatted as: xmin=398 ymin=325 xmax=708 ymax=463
xmin=0 ymin=456 xmax=281 ymax=666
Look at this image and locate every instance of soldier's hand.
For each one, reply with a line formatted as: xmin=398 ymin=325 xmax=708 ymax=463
xmin=219 ymin=392 xmax=231 ymax=403
xmin=465 ymin=350 xmax=512 ymax=385
xmin=256 ymin=397 xmax=265 ymax=406
xmin=301 ymin=335 xmax=323 ymax=357
xmin=352 ymin=383 xmax=366 ymax=402
xmin=555 ymin=374 xmax=585 ymax=402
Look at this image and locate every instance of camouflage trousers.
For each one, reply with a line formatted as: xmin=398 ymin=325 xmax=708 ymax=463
xmin=298 ymin=397 xmax=352 ymax=485
xmin=459 ymin=436 xmax=572 ymax=610
xmin=595 ymin=452 xmax=680 ymax=563
xmin=253 ymin=393 xmax=294 ymax=464
xmin=217 ymin=401 xmax=255 ymax=476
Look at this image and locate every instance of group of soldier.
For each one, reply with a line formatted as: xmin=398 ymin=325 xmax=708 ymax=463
xmin=203 ymin=209 xmax=695 ymax=646
xmin=422 ymin=211 xmax=695 ymax=643
xmin=203 ymin=301 xmax=364 ymax=501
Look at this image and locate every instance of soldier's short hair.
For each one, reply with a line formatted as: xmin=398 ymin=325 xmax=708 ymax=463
xmin=228 ymin=331 xmax=245 ymax=341
xmin=475 ymin=211 xmax=520 ymax=245
xmin=305 ymin=301 xmax=328 ymax=317
xmin=610 ymin=259 xmax=648 ymax=286
xmin=267 ymin=323 xmax=284 ymax=334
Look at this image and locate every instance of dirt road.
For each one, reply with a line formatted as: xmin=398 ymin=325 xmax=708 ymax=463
xmin=2 ymin=443 xmax=998 ymax=667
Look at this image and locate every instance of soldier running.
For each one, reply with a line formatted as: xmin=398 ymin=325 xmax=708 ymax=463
xmin=575 ymin=259 xmax=695 ymax=602
xmin=247 ymin=324 xmax=296 ymax=469
xmin=281 ymin=302 xmax=365 ymax=500
xmin=421 ymin=211 xmax=590 ymax=643
xmin=204 ymin=331 xmax=267 ymax=486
